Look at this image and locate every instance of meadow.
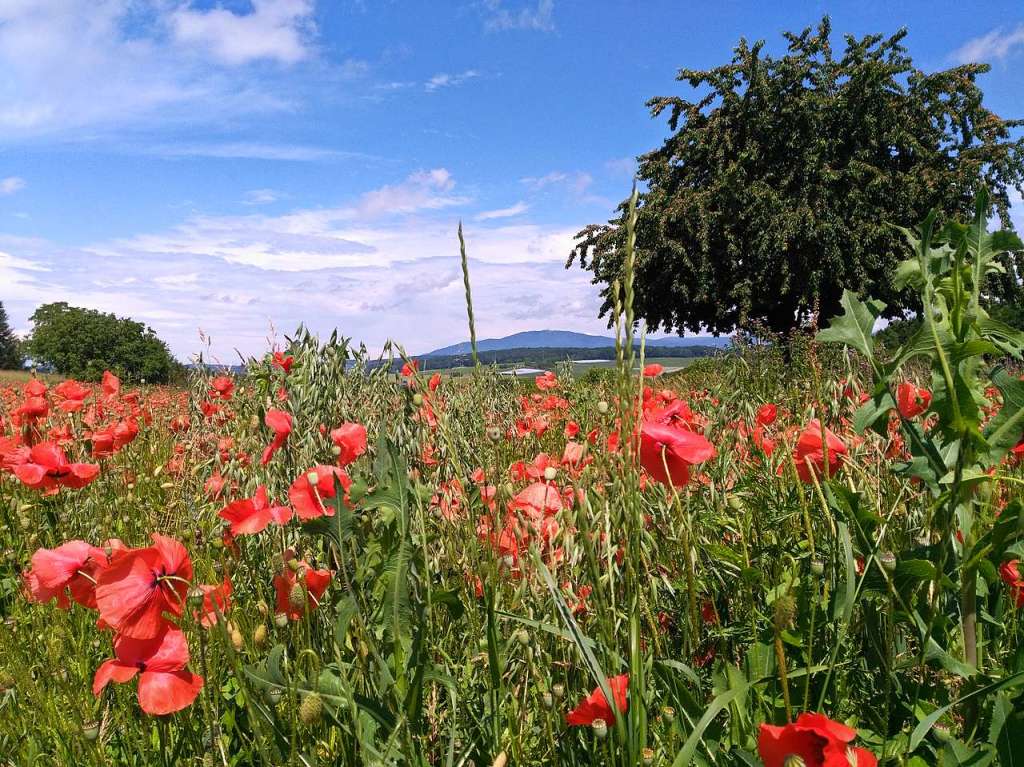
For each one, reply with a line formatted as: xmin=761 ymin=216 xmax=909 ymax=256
xmin=2 ymin=200 xmax=1024 ymax=767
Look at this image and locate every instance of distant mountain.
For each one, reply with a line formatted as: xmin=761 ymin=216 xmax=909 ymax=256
xmin=424 ymin=329 xmax=730 ymax=357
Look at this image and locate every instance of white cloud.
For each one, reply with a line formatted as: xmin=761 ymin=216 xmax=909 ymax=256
xmin=425 ymin=70 xmax=480 ymax=92
xmin=244 ymin=189 xmax=282 ymax=205
xmin=475 ymin=201 xmax=529 ymax=220
xmin=953 ymin=24 xmax=1024 ymax=64
xmin=149 ymin=142 xmax=370 ymax=162
xmin=481 ymin=0 xmax=555 ymax=32
xmin=0 ymin=177 xmax=26 ymax=195
xmin=170 ymin=0 xmax=316 ymax=66
xmin=520 ymin=171 xmax=568 ymax=190
xmin=0 ymin=0 xmax=311 ymax=140
xmin=0 ymin=170 xmax=607 ymax=360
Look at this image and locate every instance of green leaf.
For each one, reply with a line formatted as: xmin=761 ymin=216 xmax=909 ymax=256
xmin=909 ymin=672 xmax=1024 ymax=751
xmin=816 ymin=289 xmax=885 ymax=360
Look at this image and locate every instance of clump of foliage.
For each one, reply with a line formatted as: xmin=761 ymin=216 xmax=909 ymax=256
xmin=24 ymin=302 xmax=182 ymax=383
xmin=570 ymin=17 xmax=1024 ymax=337
xmin=0 ymin=301 xmax=23 ymax=370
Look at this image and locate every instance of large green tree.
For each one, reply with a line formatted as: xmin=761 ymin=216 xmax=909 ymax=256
xmin=0 ymin=301 xmax=23 ymax=369
xmin=569 ymin=19 xmax=1024 ymax=337
xmin=24 ymin=302 xmax=181 ymax=383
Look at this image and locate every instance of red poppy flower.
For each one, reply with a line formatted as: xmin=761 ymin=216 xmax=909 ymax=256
xmin=193 ymin=577 xmax=232 ymax=628
xmin=428 ymin=372 xmax=442 ymax=392
xmin=1000 ymin=560 xmax=1024 ymax=608
xmin=23 ymin=540 xmax=109 ymax=609
xmin=55 ymin=379 xmax=91 ymax=412
xmin=288 ymin=465 xmax=352 ymax=520
xmin=0 ymin=435 xmax=29 ymax=471
xmin=25 ymin=378 xmax=47 ymax=397
xmin=639 ymin=422 xmax=716 ymax=487
xmin=209 ymin=376 xmax=234 ymax=400
xmin=272 ymin=351 xmax=294 ymax=374
xmin=758 ymin=712 xmax=877 ymax=767
xmin=219 ymin=486 xmax=292 ymax=535
xmin=260 ymin=409 xmax=292 ymax=465
xmin=756 ymin=403 xmax=778 ymax=427
xmin=788 ymin=421 xmax=848 ymax=483
xmin=95 ymin=534 xmax=193 ymax=640
xmin=330 ymin=422 xmax=367 ymax=467
xmin=896 ymin=381 xmax=931 ymax=419
xmin=14 ymin=396 xmax=48 ymax=421
xmin=509 ymin=481 xmax=564 ymax=519
xmin=99 ymin=370 xmax=120 ymax=398
xmin=93 ymin=626 xmax=204 ymax=715
xmin=273 ymin=562 xmax=332 ymax=620
xmin=12 ymin=442 xmax=101 ymax=494
xmin=566 ymin=673 xmax=629 ymax=726
xmin=642 ymin=363 xmax=664 ymax=377
xmin=535 ymin=371 xmax=558 ymax=390
xmin=204 ymin=472 xmax=226 ymax=499
xmin=401 ymin=360 xmax=419 ymax=377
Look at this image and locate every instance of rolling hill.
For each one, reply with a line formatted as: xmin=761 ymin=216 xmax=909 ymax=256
xmin=424 ymin=329 xmax=730 ymax=357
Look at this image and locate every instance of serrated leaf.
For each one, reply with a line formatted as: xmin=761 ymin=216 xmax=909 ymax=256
xmin=816 ymin=289 xmax=885 ymax=360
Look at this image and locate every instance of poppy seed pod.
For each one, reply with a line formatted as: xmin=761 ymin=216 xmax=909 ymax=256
xmin=331 ymin=445 xmax=341 ymax=456
xmin=412 ymin=393 xmax=424 ymax=407
xmin=642 ymin=747 xmax=656 ymax=765
xmin=591 ymin=718 xmax=608 ymax=739
xmin=597 ymin=400 xmax=609 ymax=414
xmin=880 ymin=552 xmax=897 ymax=572
xmin=543 ymin=466 xmax=558 ymax=481
xmin=265 ymin=686 xmax=283 ymax=704
xmin=552 ymin=683 xmax=564 ymax=700
xmin=306 ymin=471 xmax=320 ymax=486
xmin=486 ymin=426 xmax=502 ymax=442
xmin=783 ymin=756 xmax=807 ymax=767
xmin=274 ymin=612 xmax=289 ymax=628
xmin=82 ymin=721 xmax=100 ymax=741
xmin=299 ymin=692 xmax=324 ymax=725
xmin=288 ymin=581 xmax=306 ymax=612
xmin=542 ymin=691 xmax=553 ymax=709
xmin=515 ymin=628 xmax=530 ymax=646
xmin=810 ymin=557 xmax=825 ymax=576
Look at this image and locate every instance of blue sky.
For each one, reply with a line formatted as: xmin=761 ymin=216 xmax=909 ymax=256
xmin=1 ymin=1 xmax=1022 ymax=361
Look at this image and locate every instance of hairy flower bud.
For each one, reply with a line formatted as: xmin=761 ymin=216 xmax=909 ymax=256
xmin=299 ymin=692 xmax=323 ymax=725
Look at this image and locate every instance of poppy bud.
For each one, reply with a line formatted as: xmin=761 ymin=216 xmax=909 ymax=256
xmin=274 ymin=612 xmax=289 ymax=628
xmin=597 ymin=400 xmax=609 ymax=414
xmin=486 ymin=426 xmax=502 ymax=442
xmin=552 ymin=683 xmax=565 ymax=700
xmin=413 ymin=393 xmax=424 ymax=407
xmin=810 ymin=557 xmax=825 ymax=576
xmin=783 ymin=757 xmax=806 ymax=767
xmin=82 ymin=721 xmax=100 ymax=741
xmin=256 ymin=600 xmax=269 ymax=617
xmin=642 ymin=748 xmax=656 ymax=765
xmin=266 ymin=686 xmax=283 ymax=704
xmin=880 ymin=551 xmax=897 ymax=572
xmin=543 ymin=466 xmax=558 ymax=481
xmin=591 ymin=718 xmax=608 ymax=739
xmin=230 ymin=628 xmax=244 ymax=650
xmin=331 ymin=445 xmax=341 ymax=456
xmin=542 ymin=691 xmax=553 ymax=709
xmin=288 ymin=581 xmax=306 ymax=611
xmin=514 ymin=628 xmax=530 ymax=646
xmin=726 ymin=494 xmax=744 ymax=512
xmin=307 ymin=471 xmax=320 ymax=486
xmin=299 ymin=692 xmax=323 ymax=725
xmin=254 ymin=624 xmax=268 ymax=647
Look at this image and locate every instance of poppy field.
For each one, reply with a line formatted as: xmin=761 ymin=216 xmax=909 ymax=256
xmin=3 ymin=201 xmax=1024 ymax=767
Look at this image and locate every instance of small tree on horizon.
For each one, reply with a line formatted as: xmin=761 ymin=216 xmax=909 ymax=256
xmin=569 ymin=18 xmax=1024 ymax=338
xmin=0 ymin=301 xmax=23 ymax=370
xmin=24 ymin=302 xmax=181 ymax=383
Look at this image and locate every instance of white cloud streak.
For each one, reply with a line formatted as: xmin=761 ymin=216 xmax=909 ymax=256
xmin=953 ymin=24 xmax=1024 ymax=64
xmin=0 ymin=177 xmax=26 ymax=195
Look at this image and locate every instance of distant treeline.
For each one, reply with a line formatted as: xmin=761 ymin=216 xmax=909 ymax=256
xmin=409 ymin=344 xmax=722 ymax=371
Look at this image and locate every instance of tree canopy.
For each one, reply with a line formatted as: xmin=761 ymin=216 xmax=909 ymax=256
xmin=569 ymin=18 xmax=1024 ymax=337
xmin=24 ymin=302 xmax=181 ymax=383
xmin=0 ymin=301 xmax=23 ymax=370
